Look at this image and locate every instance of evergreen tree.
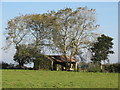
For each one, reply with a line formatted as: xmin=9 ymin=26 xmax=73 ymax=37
xmin=91 ymin=34 xmax=114 ymax=64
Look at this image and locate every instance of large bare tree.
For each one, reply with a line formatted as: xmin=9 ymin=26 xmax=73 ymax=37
xmin=50 ymin=7 xmax=100 ymax=70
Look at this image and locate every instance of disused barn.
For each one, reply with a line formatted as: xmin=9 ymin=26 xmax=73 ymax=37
xmin=48 ymin=55 xmax=78 ymax=71
xmin=34 ymin=55 xmax=78 ymax=71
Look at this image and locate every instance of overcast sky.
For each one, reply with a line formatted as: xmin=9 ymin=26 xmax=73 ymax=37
xmin=1 ymin=2 xmax=118 ymax=64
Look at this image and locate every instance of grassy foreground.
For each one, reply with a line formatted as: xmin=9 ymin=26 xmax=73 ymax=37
xmin=2 ymin=70 xmax=118 ymax=88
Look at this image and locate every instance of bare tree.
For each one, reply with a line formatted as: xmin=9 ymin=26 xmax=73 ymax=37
xmin=5 ymin=15 xmax=30 ymax=49
xmin=50 ymin=7 xmax=100 ymax=70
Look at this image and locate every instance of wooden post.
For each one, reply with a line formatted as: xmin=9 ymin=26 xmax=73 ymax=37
xmin=75 ymin=63 xmax=77 ymax=71
xmin=51 ymin=61 xmax=53 ymax=70
xmin=56 ymin=64 xmax=58 ymax=71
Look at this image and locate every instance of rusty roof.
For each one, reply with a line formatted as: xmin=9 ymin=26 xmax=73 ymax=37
xmin=48 ymin=55 xmax=77 ymax=63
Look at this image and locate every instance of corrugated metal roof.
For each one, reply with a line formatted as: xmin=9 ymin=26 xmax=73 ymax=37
xmin=48 ymin=55 xmax=76 ymax=62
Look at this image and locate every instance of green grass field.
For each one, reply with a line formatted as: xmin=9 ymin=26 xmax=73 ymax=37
xmin=2 ymin=70 xmax=118 ymax=88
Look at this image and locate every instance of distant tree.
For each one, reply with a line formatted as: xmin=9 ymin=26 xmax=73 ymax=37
xmin=90 ymin=34 xmax=114 ymax=71
xmin=1 ymin=62 xmax=14 ymax=69
xmin=5 ymin=15 xmax=32 ymax=68
xmin=104 ymin=63 xmax=120 ymax=73
xmin=13 ymin=44 xmax=48 ymax=69
xmin=23 ymin=14 xmax=57 ymax=68
xmin=13 ymin=44 xmax=32 ymax=68
xmin=1 ymin=62 xmax=9 ymax=69
xmin=13 ymin=44 xmax=38 ymax=68
xmin=5 ymin=15 xmax=31 ymax=50
xmin=5 ymin=14 xmax=57 ymax=69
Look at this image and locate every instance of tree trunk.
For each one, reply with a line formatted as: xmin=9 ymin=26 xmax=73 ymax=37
xmin=64 ymin=55 xmax=68 ymax=71
xmin=18 ymin=61 xmax=24 ymax=68
xmin=69 ymin=56 xmax=72 ymax=71
xmin=16 ymin=45 xmax=24 ymax=68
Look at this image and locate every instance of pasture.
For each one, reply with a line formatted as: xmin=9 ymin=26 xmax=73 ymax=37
xmin=2 ymin=70 xmax=118 ymax=88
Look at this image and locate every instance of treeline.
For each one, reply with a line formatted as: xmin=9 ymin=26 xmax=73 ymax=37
xmin=103 ymin=63 xmax=120 ymax=73
xmin=3 ymin=7 xmax=114 ymax=70
xmin=79 ymin=62 xmax=120 ymax=73
xmin=1 ymin=61 xmax=120 ymax=73
xmin=4 ymin=7 xmax=99 ymax=69
xmin=0 ymin=62 xmax=33 ymax=70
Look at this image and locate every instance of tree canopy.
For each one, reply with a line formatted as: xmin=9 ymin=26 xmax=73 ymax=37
xmin=90 ymin=34 xmax=114 ymax=64
xmin=5 ymin=7 xmax=102 ymax=69
xmin=49 ymin=7 xmax=99 ymax=68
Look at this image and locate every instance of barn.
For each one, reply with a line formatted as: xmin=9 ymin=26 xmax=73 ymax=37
xmin=34 ymin=55 xmax=78 ymax=71
xmin=48 ymin=55 xmax=78 ymax=71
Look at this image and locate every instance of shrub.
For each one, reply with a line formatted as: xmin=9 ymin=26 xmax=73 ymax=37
xmin=104 ymin=63 xmax=120 ymax=73
xmin=87 ymin=66 xmax=101 ymax=72
xmin=1 ymin=62 xmax=15 ymax=69
xmin=34 ymin=55 xmax=51 ymax=70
